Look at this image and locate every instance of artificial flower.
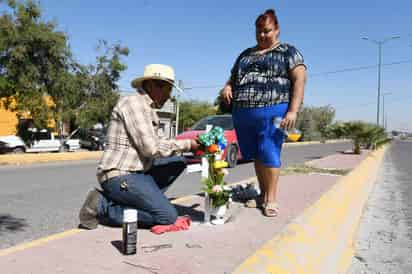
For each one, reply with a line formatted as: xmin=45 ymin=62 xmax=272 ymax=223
xmin=207 ymin=144 xmax=219 ymax=154
xmin=212 ymin=185 xmax=223 ymax=193
xmin=221 ymin=168 xmax=229 ymax=176
xmin=214 ymin=160 xmax=228 ymax=169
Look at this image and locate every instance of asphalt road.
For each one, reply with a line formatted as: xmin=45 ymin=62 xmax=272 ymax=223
xmin=347 ymin=139 xmax=412 ymax=274
xmin=0 ymin=141 xmax=351 ymax=249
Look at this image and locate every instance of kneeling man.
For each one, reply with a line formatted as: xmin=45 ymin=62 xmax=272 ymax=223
xmin=79 ymin=64 xmax=199 ymax=229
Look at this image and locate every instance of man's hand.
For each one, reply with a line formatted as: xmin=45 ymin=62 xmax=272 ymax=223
xmin=190 ymin=139 xmax=201 ymax=151
xmin=281 ymin=111 xmax=298 ymax=130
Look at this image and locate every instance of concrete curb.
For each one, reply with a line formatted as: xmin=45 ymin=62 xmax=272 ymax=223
xmin=233 ymin=145 xmax=387 ymax=274
xmin=0 ymin=151 xmax=102 ymax=166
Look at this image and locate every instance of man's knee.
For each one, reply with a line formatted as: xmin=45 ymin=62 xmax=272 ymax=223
xmin=154 ymin=206 xmax=178 ymax=225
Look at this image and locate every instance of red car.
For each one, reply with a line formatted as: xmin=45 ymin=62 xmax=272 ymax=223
xmin=175 ymin=114 xmax=242 ymax=168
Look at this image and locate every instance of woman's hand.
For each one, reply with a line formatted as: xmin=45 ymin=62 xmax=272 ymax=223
xmin=281 ymin=111 xmax=298 ymax=130
xmin=222 ymin=85 xmax=233 ymax=104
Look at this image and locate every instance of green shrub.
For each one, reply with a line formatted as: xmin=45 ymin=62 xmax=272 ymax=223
xmin=328 ymin=121 xmax=390 ymax=154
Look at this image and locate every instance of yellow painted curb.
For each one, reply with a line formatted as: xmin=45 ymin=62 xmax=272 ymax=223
xmin=0 ymin=229 xmax=81 ymax=257
xmin=0 ymin=151 xmax=102 ymax=166
xmin=233 ymin=146 xmax=388 ymax=274
xmin=284 ymin=139 xmax=349 ymax=147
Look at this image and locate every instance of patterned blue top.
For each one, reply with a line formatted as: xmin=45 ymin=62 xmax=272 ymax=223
xmin=230 ymin=43 xmax=305 ymax=108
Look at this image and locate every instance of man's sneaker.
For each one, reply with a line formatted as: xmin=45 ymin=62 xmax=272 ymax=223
xmin=79 ymin=189 xmax=101 ymax=230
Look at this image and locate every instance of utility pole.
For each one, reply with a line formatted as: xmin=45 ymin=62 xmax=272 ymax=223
xmin=361 ymin=35 xmax=400 ymax=126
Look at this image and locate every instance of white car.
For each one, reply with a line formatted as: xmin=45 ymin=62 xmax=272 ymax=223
xmin=61 ymin=129 xmax=81 ymax=152
xmin=0 ymin=135 xmax=27 ymax=153
xmin=0 ymin=129 xmax=70 ymax=153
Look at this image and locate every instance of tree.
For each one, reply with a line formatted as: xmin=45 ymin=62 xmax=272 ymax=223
xmin=312 ymin=105 xmax=335 ymax=141
xmin=295 ymin=105 xmax=335 ymax=141
xmin=178 ymin=100 xmax=216 ymax=132
xmin=0 ymin=1 xmax=129 ymax=134
xmin=0 ymin=0 xmax=73 ymax=130
xmin=295 ymin=106 xmax=318 ymax=141
xmin=76 ymin=40 xmax=129 ymax=129
xmin=327 ymin=121 xmax=389 ymax=154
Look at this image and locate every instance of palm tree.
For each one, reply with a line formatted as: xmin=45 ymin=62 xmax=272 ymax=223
xmin=328 ymin=121 xmax=390 ymax=154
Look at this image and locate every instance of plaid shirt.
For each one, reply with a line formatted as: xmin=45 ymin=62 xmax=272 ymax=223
xmin=97 ymin=89 xmax=191 ymax=177
xmin=230 ymin=43 xmax=305 ymax=108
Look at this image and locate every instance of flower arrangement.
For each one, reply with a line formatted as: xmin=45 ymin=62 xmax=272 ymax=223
xmin=197 ymin=126 xmax=231 ymax=208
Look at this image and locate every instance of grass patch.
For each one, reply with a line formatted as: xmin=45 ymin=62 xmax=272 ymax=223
xmin=281 ymin=165 xmax=350 ymax=176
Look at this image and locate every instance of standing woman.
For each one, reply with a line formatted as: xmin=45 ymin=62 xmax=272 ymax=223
xmin=222 ymin=9 xmax=307 ymax=217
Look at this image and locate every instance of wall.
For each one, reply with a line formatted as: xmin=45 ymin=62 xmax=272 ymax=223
xmin=0 ymin=99 xmax=18 ymax=136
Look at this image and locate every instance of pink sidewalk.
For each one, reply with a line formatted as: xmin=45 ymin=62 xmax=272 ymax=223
xmin=0 ymin=152 xmax=368 ymax=274
xmin=306 ymin=150 xmax=369 ymax=170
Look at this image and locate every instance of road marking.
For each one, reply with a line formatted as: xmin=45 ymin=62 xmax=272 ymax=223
xmin=0 ymin=229 xmax=82 ymax=257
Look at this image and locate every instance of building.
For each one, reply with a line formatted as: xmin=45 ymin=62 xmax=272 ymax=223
xmin=119 ymin=91 xmax=178 ymax=139
xmin=1 ymin=93 xmax=178 ymax=139
xmin=156 ymin=99 xmax=177 ymax=138
xmin=0 ymin=96 xmax=56 ymax=137
xmin=0 ymin=98 xmax=18 ymax=136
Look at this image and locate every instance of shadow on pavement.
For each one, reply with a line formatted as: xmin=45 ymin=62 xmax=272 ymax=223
xmin=304 ymin=156 xmax=322 ymax=160
xmin=336 ymin=150 xmax=357 ymax=154
xmin=0 ymin=214 xmax=28 ymax=234
xmin=110 ymin=240 xmax=123 ymax=254
xmin=175 ymin=203 xmax=204 ymax=223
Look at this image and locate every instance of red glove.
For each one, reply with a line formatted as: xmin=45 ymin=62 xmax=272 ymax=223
xmin=150 ymin=216 xmax=191 ymax=235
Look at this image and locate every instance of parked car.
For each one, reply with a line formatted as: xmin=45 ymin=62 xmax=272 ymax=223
xmin=73 ymin=128 xmax=106 ymax=151
xmin=0 ymin=135 xmax=26 ymax=153
xmin=60 ymin=129 xmax=82 ymax=152
xmin=0 ymin=129 xmax=62 ymax=154
xmin=63 ymin=138 xmax=81 ymax=152
xmin=175 ymin=114 xmax=241 ymax=168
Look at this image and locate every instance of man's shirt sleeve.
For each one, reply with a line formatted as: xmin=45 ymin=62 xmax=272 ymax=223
xmin=119 ymin=98 xmax=191 ymax=158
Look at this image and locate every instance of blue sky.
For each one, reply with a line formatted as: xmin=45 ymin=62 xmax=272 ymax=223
xmin=2 ymin=0 xmax=412 ymax=131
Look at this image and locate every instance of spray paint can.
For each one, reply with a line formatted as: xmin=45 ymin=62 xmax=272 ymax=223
xmin=122 ymin=208 xmax=138 ymax=255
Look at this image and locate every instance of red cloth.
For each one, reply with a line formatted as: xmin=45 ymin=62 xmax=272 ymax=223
xmin=150 ymin=216 xmax=191 ymax=234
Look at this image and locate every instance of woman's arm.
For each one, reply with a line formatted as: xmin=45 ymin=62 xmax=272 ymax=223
xmin=282 ymin=65 xmax=307 ymax=130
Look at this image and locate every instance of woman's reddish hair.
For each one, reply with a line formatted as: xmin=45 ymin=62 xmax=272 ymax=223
xmin=255 ymin=9 xmax=279 ymax=29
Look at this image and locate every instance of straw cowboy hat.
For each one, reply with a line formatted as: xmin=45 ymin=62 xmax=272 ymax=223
xmin=131 ymin=64 xmax=176 ymax=89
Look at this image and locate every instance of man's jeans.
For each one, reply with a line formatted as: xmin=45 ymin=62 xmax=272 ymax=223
xmin=97 ymin=156 xmax=187 ymax=227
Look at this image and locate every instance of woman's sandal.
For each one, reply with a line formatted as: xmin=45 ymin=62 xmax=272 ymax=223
xmin=245 ymin=196 xmax=263 ymax=208
xmin=262 ymin=202 xmax=279 ymax=217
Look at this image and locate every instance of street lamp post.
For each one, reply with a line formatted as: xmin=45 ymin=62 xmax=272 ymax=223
xmin=381 ymin=92 xmax=392 ymax=130
xmin=361 ymin=35 xmax=400 ymax=126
